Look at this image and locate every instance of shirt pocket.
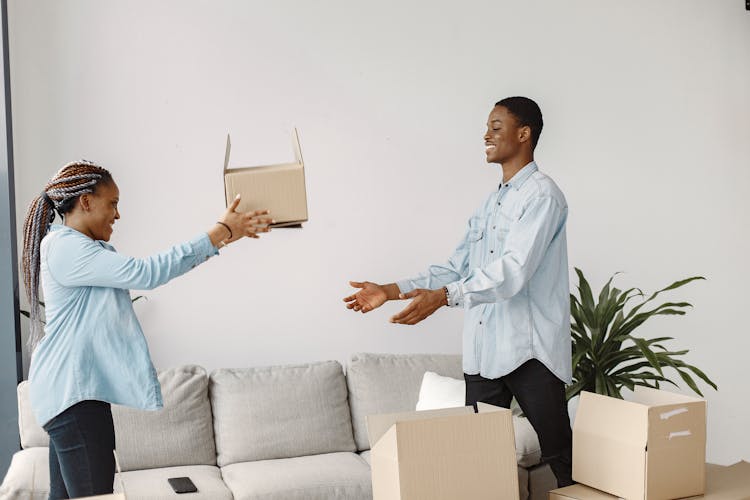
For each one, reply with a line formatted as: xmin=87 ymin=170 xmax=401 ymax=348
xmin=495 ymin=203 xmax=522 ymax=236
xmin=467 ymin=216 xmax=486 ymax=266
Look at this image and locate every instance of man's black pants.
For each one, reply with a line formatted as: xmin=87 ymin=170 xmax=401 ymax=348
xmin=464 ymin=359 xmax=574 ymax=488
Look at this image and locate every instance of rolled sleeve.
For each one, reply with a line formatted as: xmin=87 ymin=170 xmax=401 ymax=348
xmin=445 ymin=281 xmax=464 ymax=308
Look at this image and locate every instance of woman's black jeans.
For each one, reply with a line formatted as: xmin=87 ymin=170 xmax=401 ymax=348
xmin=42 ymin=400 xmax=116 ymax=500
xmin=464 ymin=358 xmax=574 ymax=488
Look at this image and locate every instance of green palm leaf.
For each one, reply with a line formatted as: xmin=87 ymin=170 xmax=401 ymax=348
xmin=568 ymin=270 xmax=714 ymax=401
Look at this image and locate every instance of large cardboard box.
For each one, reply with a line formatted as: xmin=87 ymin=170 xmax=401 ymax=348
xmin=573 ymin=387 xmax=706 ymax=500
xmin=223 ymin=129 xmax=308 ymax=227
xmin=366 ymin=403 xmax=519 ymax=500
xmin=549 ymin=461 xmax=750 ymax=500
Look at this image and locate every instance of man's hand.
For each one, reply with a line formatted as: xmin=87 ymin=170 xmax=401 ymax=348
xmin=343 ymin=281 xmax=399 ymax=313
xmin=390 ymin=288 xmax=447 ymax=325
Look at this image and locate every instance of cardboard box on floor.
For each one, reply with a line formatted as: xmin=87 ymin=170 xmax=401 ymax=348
xmin=223 ymin=129 xmax=308 ymax=227
xmin=549 ymin=461 xmax=750 ymax=500
xmin=366 ymin=403 xmax=519 ymax=500
xmin=573 ymin=387 xmax=706 ymax=500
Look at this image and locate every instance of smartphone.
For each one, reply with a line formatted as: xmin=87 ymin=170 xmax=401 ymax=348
xmin=167 ymin=477 xmax=198 ymax=494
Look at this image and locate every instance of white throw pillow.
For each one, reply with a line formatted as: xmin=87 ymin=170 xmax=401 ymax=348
xmin=415 ymin=371 xmax=466 ymax=410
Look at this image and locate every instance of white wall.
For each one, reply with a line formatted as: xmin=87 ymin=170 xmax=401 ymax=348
xmin=9 ymin=0 xmax=750 ymax=464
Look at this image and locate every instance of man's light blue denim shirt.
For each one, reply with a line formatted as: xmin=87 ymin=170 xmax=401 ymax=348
xmin=29 ymin=224 xmax=218 ymax=426
xmin=397 ymin=162 xmax=571 ymax=383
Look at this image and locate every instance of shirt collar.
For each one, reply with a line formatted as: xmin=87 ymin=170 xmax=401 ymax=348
xmin=500 ymin=161 xmax=538 ymax=191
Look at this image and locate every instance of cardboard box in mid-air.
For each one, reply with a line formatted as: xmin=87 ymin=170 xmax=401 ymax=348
xmin=223 ymin=129 xmax=308 ymax=227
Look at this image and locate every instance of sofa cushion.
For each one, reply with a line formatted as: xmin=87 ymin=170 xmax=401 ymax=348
xmin=112 ymin=365 xmax=216 ymax=471
xmin=221 ymin=452 xmax=372 ymax=500
xmin=518 ymin=465 xmax=530 ymax=500
xmin=0 ymin=447 xmax=49 ymax=500
xmin=16 ymin=365 xmax=216 ymax=472
xmin=513 ymin=415 xmax=542 ymax=468
xmin=209 ymin=361 xmax=356 ymax=467
xmin=115 ymin=465 xmax=232 ymax=500
xmin=346 ymin=352 xmax=463 ymax=450
xmin=17 ymin=381 xmax=48 ymax=449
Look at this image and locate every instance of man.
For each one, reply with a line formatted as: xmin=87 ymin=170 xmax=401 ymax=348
xmin=343 ymin=96 xmax=573 ymax=487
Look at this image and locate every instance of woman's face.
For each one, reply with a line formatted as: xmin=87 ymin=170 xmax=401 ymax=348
xmin=81 ymin=181 xmax=120 ymax=241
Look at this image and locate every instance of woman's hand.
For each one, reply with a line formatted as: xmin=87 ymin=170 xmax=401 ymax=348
xmin=209 ymin=194 xmax=273 ymax=248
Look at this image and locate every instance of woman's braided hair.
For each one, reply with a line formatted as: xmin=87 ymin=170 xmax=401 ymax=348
xmin=22 ymin=160 xmax=113 ymax=350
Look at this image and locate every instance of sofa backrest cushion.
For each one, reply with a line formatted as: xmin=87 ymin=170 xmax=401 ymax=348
xmin=112 ymin=365 xmax=217 ymax=471
xmin=209 ymin=360 xmax=356 ymax=467
xmin=17 ymin=381 xmax=48 ymax=449
xmin=17 ymin=365 xmax=217 ymax=472
xmin=346 ymin=352 xmax=463 ymax=450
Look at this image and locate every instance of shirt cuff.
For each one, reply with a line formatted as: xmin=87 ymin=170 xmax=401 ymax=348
xmin=192 ymin=233 xmax=220 ymax=260
xmin=445 ymin=281 xmax=464 ymax=308
xmin=396 ymin=279 xmax=417 ymax=295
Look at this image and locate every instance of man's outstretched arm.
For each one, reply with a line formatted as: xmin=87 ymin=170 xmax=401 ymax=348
xmin=343 ymin=281 xmax=449 ymax=324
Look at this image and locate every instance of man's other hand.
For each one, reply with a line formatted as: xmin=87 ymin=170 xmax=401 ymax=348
xmin=390 ymin=288 xmax=447 ymax=325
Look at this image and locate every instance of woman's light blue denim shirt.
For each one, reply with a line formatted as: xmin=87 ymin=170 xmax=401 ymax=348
xmin=29 ymin=224 xmax=218 ymax=426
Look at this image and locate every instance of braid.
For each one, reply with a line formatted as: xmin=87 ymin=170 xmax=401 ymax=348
xmin=21 ymin=160 xmax=112 ymax=351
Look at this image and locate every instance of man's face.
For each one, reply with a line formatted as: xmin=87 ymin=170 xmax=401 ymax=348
xmin=484 ymin=106 xmax=523 ymax=164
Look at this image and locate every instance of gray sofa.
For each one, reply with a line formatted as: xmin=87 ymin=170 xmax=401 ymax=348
xmin=1 ymin=353 xmax=557 ymax=500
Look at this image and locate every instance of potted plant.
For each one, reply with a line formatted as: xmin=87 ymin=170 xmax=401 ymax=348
xmin=568 ymin=268 xmax=716 ymax=401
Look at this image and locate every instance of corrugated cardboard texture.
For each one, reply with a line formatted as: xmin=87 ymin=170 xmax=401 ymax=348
xmin=551 ymin=462 xmax=750 ymax=500
xmin=572 ymin=389 xmax=706 ymax=500
xmin=372 ymin=426 xmax=403 ymax=500
xmin=573 ymin=392 xmax=648 ymax=499
xmin=223 ymin=130 xmax=308 ymax=227
xmin=645 ymin=400 xmax=706 ymax=499
xmin=368 ymin=405 xmax=518 ymax=500
xmin=366 ymin=406 xmax=473 ymax=449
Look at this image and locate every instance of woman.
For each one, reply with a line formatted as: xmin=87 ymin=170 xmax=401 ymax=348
xmin=21 ymin=160 xmax=272 ymax=499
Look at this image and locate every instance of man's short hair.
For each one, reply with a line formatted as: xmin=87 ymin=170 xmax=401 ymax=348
xmin=495 ymin=97 xmax=543 ymax=150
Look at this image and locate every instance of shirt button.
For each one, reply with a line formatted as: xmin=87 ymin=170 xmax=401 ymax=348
xmin=490 ymin=250 xmax=494 ymax=253
xmin=454 ymin=302 xmax=459 ymax=306
xmin=492 ymin=226 xmax=496 ymax=229
xmin=479 ymin=321 xmax=483 ymax=325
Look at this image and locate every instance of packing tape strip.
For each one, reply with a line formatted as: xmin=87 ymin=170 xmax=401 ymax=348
xmin=669 ymin=430 xmax=692 ymax=440
xmin=660 ymin=407 xmax=688 ymax=420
